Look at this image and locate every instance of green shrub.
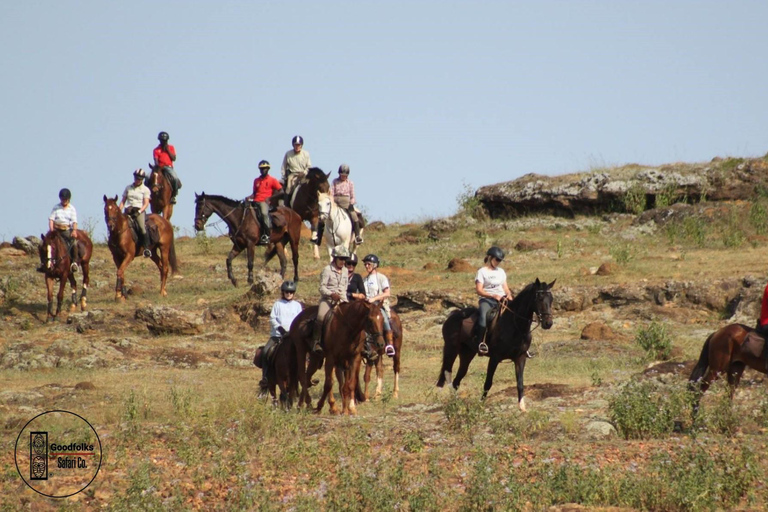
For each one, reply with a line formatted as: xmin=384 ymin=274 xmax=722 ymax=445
xmin=443 ymin=394 xmax=485 ymax=441
xmin=609 ymin=380 xmax=689 ymax=439
xmin=749 ymin=200 xmax=768 ymax=235
xmin=456 ymin=181 xmax=484 ymax=218
xmin=654 ymin=184 xmax=679 ymax=209
xmin=609 ymin=243 xmax=635 ymax=264
xmin=622 ymin=183 xmax=647 ymax=214
xmin=195 ymin=231 xmax=213 ymax=254
xmin=635 ymin=321 xmax=672 ymax=360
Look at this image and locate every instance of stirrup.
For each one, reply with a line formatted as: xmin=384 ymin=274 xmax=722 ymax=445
xmin=170 ymin=196 xmax=177 ymax=204
xmin=526 ymin=350 xmax=535 ymax=359
xmin=478 ymin=341 xmax=489 ymax=356
xmin=311 ymin=341 xmax=323 ymax=354
xmin=385 ymin=345 xmax=395 ymax=357
xmin=355 ymin=236 xmax=364 ymax=245
xmin=70 ymin=262 xmax=79 ymax=273
xmin=259 ymin=235 xmax=270 ymax=245
xmin=143 ymin=248 xmax=152 ymax=258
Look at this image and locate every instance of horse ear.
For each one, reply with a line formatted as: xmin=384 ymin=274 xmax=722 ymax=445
xmin=112 ymin=195 xmax=118 ymax=202
xmin=195 ymin=192 xmax=199 ymax=199
xmin=326 ymin=172 xmax=331 ymax=179
xmin=548 ymin=278 xmax=556 ymax=289
xmin=103 ymin=195 xmax=108 ymax=203
xmin=535 ymin=277 xmax=541 ymax=286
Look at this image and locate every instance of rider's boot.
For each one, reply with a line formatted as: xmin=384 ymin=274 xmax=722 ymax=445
xmin=311 ymin=319 xmax=324 ymax=355
xmin=70 ymin=240 xmax=80 ymax=273
xmin=384 ymin=330 xmax=395 ymax=357
xmin=142 ymin=233 xmax=151 ymax=258
xmin=258 ymin=367 xmax=269 ymax=397
xmin=352 ymin=219 xmax=363 ymax=245
xmin=475 ymin=325 xmax=488 ymax=356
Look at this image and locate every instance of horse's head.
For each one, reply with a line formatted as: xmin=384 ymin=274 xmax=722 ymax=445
xmin=39 ymin=230 xmax=65 ymax=273
xmin=533 ymin=278 xmax=556 ymax=329
xmin=365 ymin=300 xmax=387 ymax=351
xmin=148 ymin=165 xmax=163 ymax=194
xmin=103 ymin=195 xmax=121 ymax=232
xmin=306 ymin=167 xmax=331 ymax=193
xmin=193 ymin=192 xmax=210 ymax=231
xmin=317 ymin=192 xmax=332 ymax=221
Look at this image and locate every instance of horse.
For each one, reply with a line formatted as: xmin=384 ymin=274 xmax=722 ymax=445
xmin=271 ymin=167 xmax=330 ymax=260
xmin=358 ymin=309 xmax=404 ymax=401
xmin=317 ymin=192 xmax=360 ymax=260
xmin=253 ymin=335 xmax=299 ymax=409
xmin=38 ymin=230 xmax=93 ymax=321
xmin=284 ymin=306 xmax=326 ymax=409
xmin=436 ymin=278 xmax=555 ymax=411
xmin=193 ymin=193 xmax=302 ymax=286
xmin=148 ymin=164 xmax=174 ymax=220
xmin=103 ymin=195 xmax=178 ymax=299
xmin=688 ymin=323 xmax=768 ymax=411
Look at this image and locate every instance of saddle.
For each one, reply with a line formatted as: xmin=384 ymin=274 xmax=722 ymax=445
xmin=742 ymin=330 xmax=767 ymax=360
xmin=125 ymin=212 xmax=159 ymax=253
xmin=457 ymin=305 xmax=500 ymax=348
xmin=254 ymin=337 xmax=282 ymax=369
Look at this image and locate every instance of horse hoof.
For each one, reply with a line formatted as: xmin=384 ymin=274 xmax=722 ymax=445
xmin=80 ymin=298 xmax=87 ymax=311
xmin=69 ymin=304 xmax=77 ymax=313
xmin=519 ymin=397 xmax=527 ymax=413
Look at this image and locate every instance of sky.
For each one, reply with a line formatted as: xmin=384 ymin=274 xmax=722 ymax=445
xmin=2 ymin=1 xmax=768 ymax=241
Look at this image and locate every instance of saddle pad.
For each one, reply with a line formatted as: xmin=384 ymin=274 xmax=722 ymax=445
xmin=742 ymin=331 xmax=766 ymax=359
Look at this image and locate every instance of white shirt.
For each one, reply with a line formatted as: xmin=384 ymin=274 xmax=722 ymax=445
xmin=269 ymin=299 xmax=303 ymax=338
xmin=475 ymin=266 xmax=507 ymax=297
xmin=364 ymin=272 xmax=391 ymax=310
xmin=49 ymin=202 xmax=77 ymax=228
xmin=122 ymin=183 xmax=151 ymax=209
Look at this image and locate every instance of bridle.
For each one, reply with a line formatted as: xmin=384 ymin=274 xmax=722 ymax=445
xmin=496 ymin=288 xmax=553 ymax=334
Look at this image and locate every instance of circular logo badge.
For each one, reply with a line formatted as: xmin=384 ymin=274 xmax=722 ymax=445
xmin=14 ymin=410 xmax=102 ymax=498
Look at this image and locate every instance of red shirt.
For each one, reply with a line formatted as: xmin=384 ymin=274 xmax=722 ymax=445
xmin=153 ymin=144 xmax=176 ymax=168
xmin=760 ymin=283 xmax=768 ymax=328
xmin=252 ymin=175 xmax=282 ymax=202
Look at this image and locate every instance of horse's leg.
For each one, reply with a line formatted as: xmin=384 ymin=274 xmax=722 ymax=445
xmin=45 ymin=276 xmax=55 ymax=322
xmin=115 ymin=254 xmax=133 ymax=301
xmin=332 ymin=364 xmax=345 ymax=415
xmin=513 ymin=356 xmax=528 ymax=412
xmin=295 ymin=343 xmax=311 ymax=409
xmin=289 ymin=233 xmax=300 ymax=282
xmin=68 ymin=271 xmax=77 ymax=312
xmin=150 ymin=244 xmax=168 ymax=297
xmin=481 ymin=356 xmax=502 ymax=401
xmin=727 ymin=362 xmax=746 ymax=400
xmin=275 ymin=242 xmax=287 ymax=279
xmin=452 ymin=346 xmax=476 ymax=390
xmin=363 ymin=361 xmax=372 ymax=401
xmin=393 ymin=335 xmax=402 ymax=399
xmin=226 ymin=246 xmax=243 ymax=287
xmin=80 ymin=260 xmax=90 ymax=311
xmin=315 ymin=358 xmax=335 ymax=414
xmin=375 ymin=356 xmax=384 ymax=399
xmin=437 ymin=333 xmax=459 ymax=388
xmin=246 ymin=243 xmax=255 ymax=285
xmin=345 ymin=356 xmax=362 ymax=415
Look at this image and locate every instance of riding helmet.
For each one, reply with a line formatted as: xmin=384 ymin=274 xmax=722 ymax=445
xmin=133 ymin=168 xmax=146 ymax=179
xmin=281 ymin=280 xmax=297 ymax=293
xmin=291 ymin=135 xmax=304 ymax=146
xmin=347 ymin=253 xmax=359 ymax=266
xmin=58 ymin=188 xmax=72 ymax=201
xmin=258 ymin=160 xmax=271 ymax=170
xmin=332 ymin=246 xmax=350 ymax=259
xmin=362 ymin=254 xmax=379 ymax=266
xmin=158 ymin=131 xmax=170 ymax=142
xmin=486 ymin=246 xmax=505 ymax=261
xmin=338 ymin=164 xmax=350 ymax=175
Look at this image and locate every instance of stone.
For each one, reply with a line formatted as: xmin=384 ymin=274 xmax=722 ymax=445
xmin=580 ymin=321 xmax=617 ymax=341
xmin=596 ymin=262 xmax=617 ymax=276
xmin=135 ymin=306 xmax=203 ymax=335
xmin=12 ymin=236 xmax=39 ymax=255
xmin=585 ymin=420 xmax=617 ymax=438
xmin=515 ymin=240 xmax=547 ymax=252
xmin=447 ymin=258 xmax=474 ymax=273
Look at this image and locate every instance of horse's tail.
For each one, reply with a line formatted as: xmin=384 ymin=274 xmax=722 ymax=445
xmin=169 ymin=236 xmax=179 ymax=274
xmin=437 ymin=309 xmax=466 ymax=387
xmin=688 ymin=333 xmax=712 ymax=386
xmin=354 ymin=369 xmax=366 ymax=403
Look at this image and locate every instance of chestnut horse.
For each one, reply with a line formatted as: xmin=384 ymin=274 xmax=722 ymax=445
xmin=193 ymin=193 xmax=302 ymax=285
xmin=271 ymin=167 xmax=330 ymax=260
xmin=103 ymin=195 xmax=178 ymax=299
xmin=359 ymin=309 xmax=404 ymax=401
xmin=38 ymin=230 xmax=93 ymax=321
xmin=436 ymin=278 xmax=555 ymax=411
xmin=688 ymin=324 xmax=768 ymax=411
xmin=148 ymin=164 xmax=173 ymax=220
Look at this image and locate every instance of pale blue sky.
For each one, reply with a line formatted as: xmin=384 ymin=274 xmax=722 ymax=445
xmin=2 ymin=1 xmax=767 ymax=240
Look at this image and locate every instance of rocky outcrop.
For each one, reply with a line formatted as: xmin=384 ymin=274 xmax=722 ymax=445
xmin=135 ymin=306 xmax=204 ymax=335
xmin=12 ymin=236 xmax=41 ymax=256
xmin=475 ymin=158 xmax=768 ymax=218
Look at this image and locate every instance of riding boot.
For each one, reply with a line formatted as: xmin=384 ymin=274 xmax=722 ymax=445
xmin=258 ymin=367 xmax=269 ymax=397
xmin=311 ymin=319 xmax=324 ymax=354
xmin=141 ymin=233 xmax=151 ymax=258
xmin=351 ymin=219 xmax=363 ymax=245
xmin=384 ymin=330 xmax=395 ymax=357
xmin=475 ymin=325 xmax=488 ymax=356
xmin=70 ymin=240 xmax=80 ymax=273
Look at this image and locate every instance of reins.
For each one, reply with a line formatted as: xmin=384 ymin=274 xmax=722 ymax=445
xmin=495 ymin=289 xmax=553 ymax=335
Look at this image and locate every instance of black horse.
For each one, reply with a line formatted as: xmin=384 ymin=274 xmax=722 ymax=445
xmin=436 ymin=278 xmax=555 ymax=411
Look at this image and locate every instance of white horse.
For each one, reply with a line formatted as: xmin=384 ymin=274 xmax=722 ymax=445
xmin=317 ymin=192 xmax=360 ymax=260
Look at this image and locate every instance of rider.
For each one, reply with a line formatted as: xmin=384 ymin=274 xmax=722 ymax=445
xmin=248 ymin=160 xmax=283 ymax=246
xmin=46 ymin=188 xmax=80 ymax=273
xmin=280 ymin=135 xmax=312 ymax=203
xmin=345 ymin=253 xmax=366 ymax=301
xmin=311 ymin=246 xmax=350 ymax=354
xmin=474 ymin=246 xmax=514 ymax=356
xmin=259 ymin=280 xmax=303 ymax=396
xmin=153 ymin=131 xmax=180 ymax=204
xmin=332 ymin=164 xmax=364 ymax=245
xmin=362 ymin=254 xmax=395 ymax=357
xmin=119 ymin=169 xmax=152 ymax=258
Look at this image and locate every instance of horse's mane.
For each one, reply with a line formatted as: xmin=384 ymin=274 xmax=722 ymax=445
xmin=306 ymin=167 xmax=327 ymax=181
xmin=196 ymin=194 xmax=243 ymax=208
xmin=509 ymin=281 xmax=538 ymax=309
xmin=43 ymin=229 xmax=65 ymax=247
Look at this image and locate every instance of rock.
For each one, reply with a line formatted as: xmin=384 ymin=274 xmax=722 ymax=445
xmin=596 ymin=262 xmax=617 ymax=276
xmin=366 ymin=221 xmax=386 ymax=231
xmin=74 ymin=382 xmax=96 ymax=391
xmin=0 ymin=247 xmax=28 ymax=258
xmin=12 ymin=236 xmax=39 ymax=255
xmin=395 ymin=291 xmax=472 ymax=313
xmin=246 ymin=271 xmax=283 ymax=299
xmin=67 ymin=310 xmax=107 ymax=333
xmin=585 ymin=420 xmax=617 ymax=438
xmin=423 ymin=262 xmax=440 ymax=271
xmin=135 ymin=306 xmax=203 ymax=335
xmin=515 ymin=240 xmax=547 ymax=252
xmin=0 ymin=241 xmax=11 ymax=249
xmin=580 ymin=322 xmax=617 ymax=341
xmin=447 ymin=258 xmax=474 ymax=273
xmin=0 ymin=390 xmax=45 ymax=404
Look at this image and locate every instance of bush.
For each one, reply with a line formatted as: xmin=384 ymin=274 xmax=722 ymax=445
xmin=609 ymin=380 xmax=691 ymax=439
xmin=456 ymin=181 xmax=484 ymax=218
xmin=635 ymin=321 xmax=672 ymax=360
xmin=623 ymin=183 xmax=647 ymax=214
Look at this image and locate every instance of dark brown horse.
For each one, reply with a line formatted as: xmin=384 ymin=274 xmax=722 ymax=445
xmin=436 ymin=278 xmax=555 ymax=411
xmin=103 ymin=195 xmax=178 ymax=299
xmin=284 ymin=306 xmax=325 ymax=409
xmin=359 ymin=309 xmax=404 ymax=401
xmin=38 ymin=230 xmax=93 ymax=321
xmin=271 ymin=167 xmax=330 ymax=260
xmin=254 ymin=335 xmax=299 ymax=409
xmin=148 ymin=164 xmax=174 ymax=220
xmin=193 ymin=193 xmax=302 ymax=285
xmin=688 ymin=324 xmax=768 ymax=410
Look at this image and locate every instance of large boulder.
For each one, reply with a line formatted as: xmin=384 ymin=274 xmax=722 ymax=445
xmin=135 ymin=306 xmax=203 ymax=335
xmin=12 ymin=236 xmax=40 ymax=256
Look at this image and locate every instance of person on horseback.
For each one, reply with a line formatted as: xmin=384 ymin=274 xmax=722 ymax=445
xmin=474 ymin=246 xmax=514 ymax=356
xmin=153 ymin=131 xmax=180 ymax=204
xmin=45 ymin=188 xmax=80 ymax=273
xmin=248 ymin=160 xmax=283 ymax=246
xmin=258 ymin=280 xmax=303 ymax=396
xmin=332 ymin=164 xmax=364 ymax=245
xmin=345 ymin=253 xmax=366 ymax=301
xmin=362 ymin=253 xmax=396 ymax=357
xmin=119 ymin=169 xmax=152 ymax=258
xmin=311 ymin=245 xmax=350 ymax=354
xmin=280 ymin=135 xmax=312 ymax=204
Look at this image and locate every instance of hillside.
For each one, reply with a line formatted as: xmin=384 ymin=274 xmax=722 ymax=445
xmin=2 ymin=159 xmax=768 ymax=510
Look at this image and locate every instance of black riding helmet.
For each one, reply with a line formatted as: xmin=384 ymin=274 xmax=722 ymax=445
xmin=281 ymin=280 xmax=297 ymax=293
xmin=258 ymin=160 xmax=271 ymax=170
xmin=292 ymin=135 xmax=303 ymax=146
xmin=346 ymin=253 xmax=359 ymax=266
xmin=158 ymin=131 xmax=170 ymax=142
xmin=486 ymin=246 xmax=505 ymax=261
xmin=362 ymin=254 xmax=379 ymax=266
xmin=58 ymin=188 xmax=71 ymax=201
xmin=133 ymin=168 xmax=146 ymax=179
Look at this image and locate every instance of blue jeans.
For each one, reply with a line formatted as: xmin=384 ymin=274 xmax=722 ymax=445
xmin=477 ymin=298 xmax=498 ymax=329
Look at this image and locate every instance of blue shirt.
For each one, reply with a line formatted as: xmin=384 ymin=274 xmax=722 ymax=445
xmin=269 ymin=299 xmax=303 ymax=338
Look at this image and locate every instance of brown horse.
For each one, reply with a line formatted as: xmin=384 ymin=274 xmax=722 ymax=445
xmin=284 ymin=306 xmax=325 ymax=409
xmin=359 ymin=309 xmax=404 ymax=401
xmin=194 ymin=193 xmax=302 ymax=285
xmin=254 ymin=335 xmax=299 ymax=409
xmin=271 ymin=167 xmax=330 ymax=260
xmin=688 ymin=324 xmax=768 ymax=411
xmin=436 ymin=279 xmax=555 ymax=411
xmin=148 ymin=164 xmax=174 ymax=220
xmin=38 ymin=230 xmax=93 ymax=321
xmin=103 ymin=195 xmax=178 ymax=299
